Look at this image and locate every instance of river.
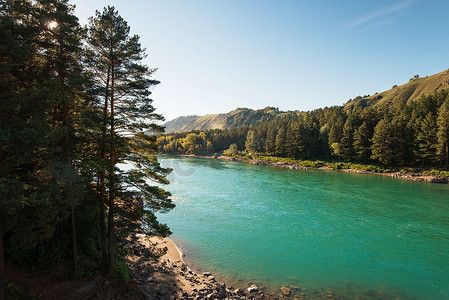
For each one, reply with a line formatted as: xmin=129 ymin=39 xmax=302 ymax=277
xmin=156 ymin=156 xmax=449 ymax=299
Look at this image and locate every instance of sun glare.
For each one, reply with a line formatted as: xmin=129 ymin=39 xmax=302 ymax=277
xmin=48 ymin=21 xmax=58 ymax=30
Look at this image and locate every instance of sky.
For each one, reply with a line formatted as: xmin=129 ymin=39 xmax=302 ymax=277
xmin=70 ymin=0 xmax=449 ymax=121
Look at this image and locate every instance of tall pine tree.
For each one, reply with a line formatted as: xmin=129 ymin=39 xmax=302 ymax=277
xmin=86 ymin=6 xmax=173 ymax=274
xmin=437 ymin=99 xmax=449 ymax=170
xmin=275 ymin=126 xmax=286 ymax=157
xmin=353 ymin=122 xmax=371 ymax=162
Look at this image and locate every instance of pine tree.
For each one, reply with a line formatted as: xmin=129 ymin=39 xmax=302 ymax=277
xmin=275 ymin=126 xmax=286 ymax=157
xmin=353 ymin=122 xmax=371 ymax=162
xmin=245 ymin=130 xmax=257 ymax=155
xmin=437 ymin=99 xmax=449 ymax=170
xmin=0 ymin=0 xmax=76 ymax=292
xmin=371 ymin=118 xmax=394 ymax=165
xmin=35 ymin=0 xmax=88 ymax=271
xmin=265 ymin=126 xmax=276 ymax=155
xmin=327 ymin=107 xmax=345 ymax=146
xmin=86 ymin=6 xmax=173 ymax=274
xmin=339 ymin=117 xmax=356 ymax=161
xmin=285 ymin=120 xmax=304 ymax=159
xmin=0 ymin=1 xmax=40 ymax=295
xmin=416 ymin=113 xmax=438 ymax=167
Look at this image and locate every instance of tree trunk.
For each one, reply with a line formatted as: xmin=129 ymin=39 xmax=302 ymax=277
xmin=107 ymin=169 xmax=114 ymax=275
xmin=99 ymin=66 xmax=110 ymax=273
xmin=107 ymin=63 xmax=115 ymax=275
xmin=64 ymin=104 xmax=78 ymax=272
xmin=99 ymin=173 xmax=107 ymax=272
xmin=0 ymin=208 xmax=5 ymax=300
xmin=70 ymin=205 xmax=77 ymax=270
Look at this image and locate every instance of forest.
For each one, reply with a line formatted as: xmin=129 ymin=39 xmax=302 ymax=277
xmin=157 ymin=89 xmax=449 ymax=171
xmin=0 ymin=0 xmax=173 ymax=298
xmin=2 ymin=0 xmax=449 ymax=298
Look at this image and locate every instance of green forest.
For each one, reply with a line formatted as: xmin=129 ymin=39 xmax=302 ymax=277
xmin=157 ymin=90 xmax=449 ymax=172
xmin=0 ymin=0 xmax=174 ymax=297
xmin=2 ymin=0 xmax=449 ymax=298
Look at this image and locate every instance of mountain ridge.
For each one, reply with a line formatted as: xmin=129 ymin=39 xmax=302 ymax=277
xmin=344 ymin=68 xmax=449 ymax=109
xmin=163 ymin=106 xmax=288 ymax=133
xmin=164 ymin=68 xmax=449 ymax=133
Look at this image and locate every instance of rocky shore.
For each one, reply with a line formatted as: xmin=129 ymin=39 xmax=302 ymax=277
xmin=125 ymin=236 xmax=403 ymax=300
xmin=216 ymin=156 xmax=448 ymax=184
xmin=126 ymin=236 xmax=268 ymax=299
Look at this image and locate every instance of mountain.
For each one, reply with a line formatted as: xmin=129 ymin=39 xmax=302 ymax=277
xmin=344 ymin=69 xmax=449 ymax=109
xmin=164 ymin=69 xmax=449 ymax=133
xmin=163 ymin=107 xmax=286 ymax=133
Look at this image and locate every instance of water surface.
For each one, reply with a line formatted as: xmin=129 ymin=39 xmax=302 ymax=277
xmin=156 ymin=156 xmax=449 ymax=299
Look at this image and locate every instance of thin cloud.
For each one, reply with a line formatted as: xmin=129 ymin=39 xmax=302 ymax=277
xmin=344 ymin=1 xmax=413 ymax=30
xmin=361 ymin=11 xmax=407 ymax=31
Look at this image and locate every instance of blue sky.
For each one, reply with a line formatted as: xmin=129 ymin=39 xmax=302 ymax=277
xmin=70 ymin=0 xmax=449 ymax=121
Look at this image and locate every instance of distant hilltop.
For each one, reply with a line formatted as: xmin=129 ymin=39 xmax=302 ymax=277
xmin=163 ymin=107 xmax=292 ymax=133
xmin=344 ymin=68 xmax=449 ymax=109
xmin=164 ymin=68 xmax=449 ymax=133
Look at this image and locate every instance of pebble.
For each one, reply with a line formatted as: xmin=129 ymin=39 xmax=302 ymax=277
xmin=281 ymin=286 xmax=291 ymax=296
xmin=247 ymin=285 xmax=258 ymax=293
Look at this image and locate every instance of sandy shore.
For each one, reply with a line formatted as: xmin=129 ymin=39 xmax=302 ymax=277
xmin=126 ymin=236 xmax=404 ymax=299
xmin=126 ymin=235 xmax=268 ymax=299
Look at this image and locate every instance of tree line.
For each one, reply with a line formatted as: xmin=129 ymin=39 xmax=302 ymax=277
xmin=0 ymin=0 xmax=173 ymax=296
xmin=157 ymin=89 xmax=449 ymax=170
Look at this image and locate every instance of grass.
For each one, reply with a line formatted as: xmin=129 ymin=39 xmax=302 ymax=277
xmin=345 ymin=69 xmax=449 ymax=108
xmin=245 ymin=155 xmax=395 ymax=173
xmin=422 ymin=169 xmax=449 ymax=177
xmin=229 ymin=154 xmax=449 ymax=179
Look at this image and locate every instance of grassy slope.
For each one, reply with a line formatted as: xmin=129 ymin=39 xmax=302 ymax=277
xmin=163 ymin=107 xmax=286 ymax=133
xmin=164 ymin=68 xmax=449 ymax=132
xmin=345 ymin=68 xmax=449 ymax=109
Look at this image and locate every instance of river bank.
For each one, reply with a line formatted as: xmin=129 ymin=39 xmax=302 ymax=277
xmin=176 ymin=154 xmax=448 ymax=184
xmin=126 ymin=236 xmax=406 ymax=300
xmin=126 ymin=235 xmax=269 ymax=299
xmin=149 ymin=155 xmax=449 ymax=299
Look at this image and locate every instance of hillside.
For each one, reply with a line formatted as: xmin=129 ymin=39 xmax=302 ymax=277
xmin=345 ymin=68 xmax=449 ymax=109
xmin=164 ymin=68 xmax=449 ymax=133
xmin=163 ymin=107 xmax=287 ymax=133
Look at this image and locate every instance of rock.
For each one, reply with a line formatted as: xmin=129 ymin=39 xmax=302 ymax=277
xmin=209 ymin=276 xmax=215 ymax=282
xmin=280 ymin=286 xmax=291 ymax=296
xmin=247 ymin=285 xmax=258 ymax=293
xmin=207 ymin=293 xmax=218 ymax=299
xmin=203 ymin=272 xmax=212 ymax=277
xmin=217 ymin=285 xmax=229 ymax=298
xmin=146 ymin=277 xmax=155 ymax=283
xmin=234 ymin=288 xmax=244 ymax=295
xmin=157 ymin=286 xmax=172 ymax=296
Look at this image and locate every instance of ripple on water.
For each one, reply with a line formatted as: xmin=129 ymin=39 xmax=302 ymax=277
xmin=157 ymin=157 xmax=449 ymax=299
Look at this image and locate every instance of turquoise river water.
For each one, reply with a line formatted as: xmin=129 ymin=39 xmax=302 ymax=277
xmin=155 ymin=156 xmax=449 ymax=299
